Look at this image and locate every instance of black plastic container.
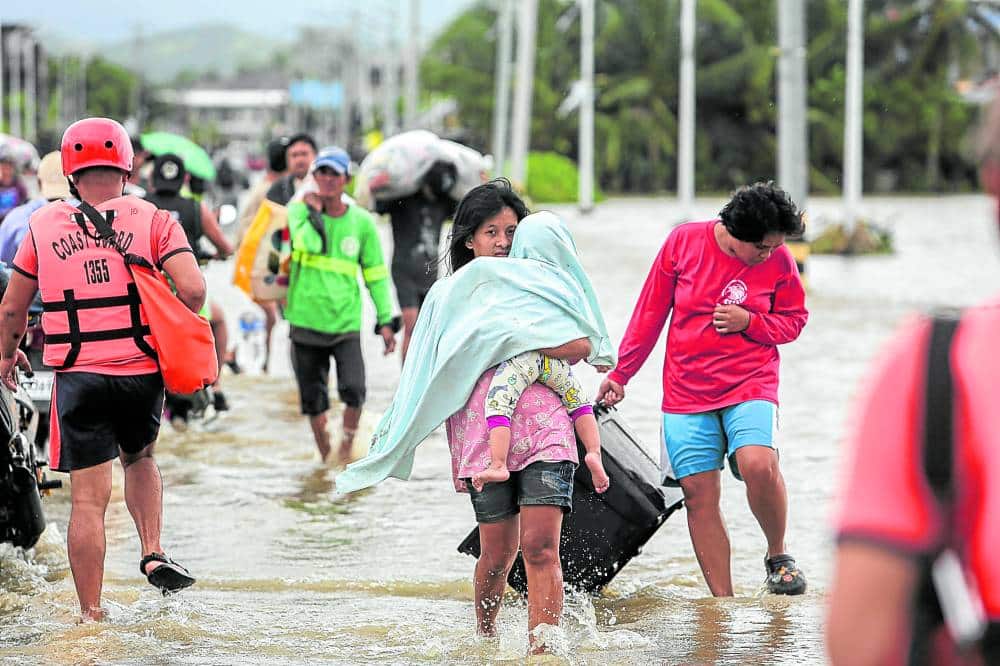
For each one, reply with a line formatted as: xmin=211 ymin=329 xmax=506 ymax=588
xmin=457 ymin=403 xmax=684 ymax=594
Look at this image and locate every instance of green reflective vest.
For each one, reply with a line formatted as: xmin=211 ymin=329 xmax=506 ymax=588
xmin=285 ymin=201 xmax=394 ymax=335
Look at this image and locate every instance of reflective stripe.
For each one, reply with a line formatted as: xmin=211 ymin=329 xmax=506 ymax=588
xmin=291 ymin=250 xmax=358 ymax=277
xmin=362 ymin=265 xmax=389 ymax=283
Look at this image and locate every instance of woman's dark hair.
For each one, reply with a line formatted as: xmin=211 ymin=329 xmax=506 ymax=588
xmin=447 ymin=178 xmax=530 ymax=272
xmin=719 ymin=181 xmax=804 ymax=243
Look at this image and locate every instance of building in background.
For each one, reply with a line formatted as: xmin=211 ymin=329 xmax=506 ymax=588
xmin=0 ymin=24 xmax=51 ymax=146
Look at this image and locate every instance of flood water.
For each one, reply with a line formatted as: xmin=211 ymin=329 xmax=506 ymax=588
xmin=2 ymin=195 xmax=998 ymax=665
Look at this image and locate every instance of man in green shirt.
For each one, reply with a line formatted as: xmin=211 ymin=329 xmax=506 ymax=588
xmin=286 ymin=147 xmax=398 ymax=463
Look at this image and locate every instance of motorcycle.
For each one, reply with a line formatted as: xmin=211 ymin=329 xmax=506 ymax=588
xmin=19 ymin=305 xmax=52 ymax=451
xmin=0 ymin=377 xmax=61 ymax=549
xmin=0 ymin=269 xmax=61 ymax=550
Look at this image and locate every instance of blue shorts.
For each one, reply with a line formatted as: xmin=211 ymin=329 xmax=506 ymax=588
xmin=661 ymin=400 xmax=778 ymax=482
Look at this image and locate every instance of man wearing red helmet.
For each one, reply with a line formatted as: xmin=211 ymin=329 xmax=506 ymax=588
xmin=0 ymin=117 xmax=206 ymax=621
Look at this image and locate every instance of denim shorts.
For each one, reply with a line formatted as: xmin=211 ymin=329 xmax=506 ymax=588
xmin=662 ymin=400 xmax=778 ymax=481
xmin=464 ymin=461 xmax=575 ymax=524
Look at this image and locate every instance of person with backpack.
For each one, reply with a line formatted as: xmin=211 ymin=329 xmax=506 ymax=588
xmin=826 ymin=110 xmax=1000 ymax=665
xmin=265 ymin=133 xmax=317 ymax=206
xmin=144 ymin=153 xmax=234 ymax=414
xmin=375 ymin=160 xmax=458 ymax=361
xmin=0 ymin=117 xmax=205 ymax=621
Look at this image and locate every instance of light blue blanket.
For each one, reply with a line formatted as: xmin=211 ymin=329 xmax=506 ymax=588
xmin=335 ymin=211 xmax=615 ymax=494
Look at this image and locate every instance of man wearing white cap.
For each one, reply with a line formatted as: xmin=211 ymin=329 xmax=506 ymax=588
xmin=0 ymin=152 xmax=75 ymax=265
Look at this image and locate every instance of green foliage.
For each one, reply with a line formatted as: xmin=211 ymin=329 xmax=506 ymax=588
xmin=84 ymin=57 xmax=140 ymax=120
xmin=422 ymin=0 xmax=998 ymax=194
xmin=810 ymin=220 xmax=893 ymax=255
xmin=525 ymin=151 xmax=605 ymax=203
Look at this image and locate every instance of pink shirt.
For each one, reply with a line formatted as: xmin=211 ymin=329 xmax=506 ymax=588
xmin=608 ymin=220 xmax=807 ymax=413
xmin=447 ymin=369 xmax=578 ymax=492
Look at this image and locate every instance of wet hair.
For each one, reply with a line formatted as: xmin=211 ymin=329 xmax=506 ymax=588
xmin=285 ymin=132 xmax=317 ymax=154
xmin=130 ymin=136 xmax=149 ymax=157
xmin=718 ymin=181 xmax=804 ymax=243
xmin=447 ymin=178 xmax=529 ymax=273
xmin=267 ymin=137 xmax=289 ymax=173
xmin=188 ymin=175 xmax=206 ymax=195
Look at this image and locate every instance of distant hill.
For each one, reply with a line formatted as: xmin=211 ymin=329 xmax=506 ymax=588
xmin=41 ymin=23 xmax=283 ymax=83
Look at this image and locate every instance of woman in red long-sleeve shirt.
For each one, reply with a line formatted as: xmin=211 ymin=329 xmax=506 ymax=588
xmin=599 ymin=182 xmax=808 ymax=597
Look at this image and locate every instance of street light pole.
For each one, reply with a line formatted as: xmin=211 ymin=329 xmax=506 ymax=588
xmin=578 ymin=0 xmax=594 ymax=213
xmin=404 ymin=0 xmax=420 ymax=128
xmin=0 ymin=22 xmax=5 ymax=132
xmin=677 ymin=0 xmax=696 ymax=219
xmin=778 ymin=0 xmax=808 ymax=211
xmin=843 ymin=0 xmax=864 ymax=228
xmin=24 ymin=33 xmax=36 ymax=145
xmin=491 ymin=0 xmax=514 ymax=177
xmin=510 ymin=0 xmax=538 ymax=188
xmin=9 ymin=29 xmax=21 ymax=138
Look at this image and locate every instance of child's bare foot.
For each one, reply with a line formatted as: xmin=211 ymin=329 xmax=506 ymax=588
xmin=472 ymin=465 xmax=510 ymax=491
xmin=585 ymin=452 xmax=610 ymax=493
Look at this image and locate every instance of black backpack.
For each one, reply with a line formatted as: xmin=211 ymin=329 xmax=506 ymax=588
xmin=909 ymin=313 xmax=999 ymax=664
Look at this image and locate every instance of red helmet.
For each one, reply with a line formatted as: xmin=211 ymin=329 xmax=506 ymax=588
xmin=61 ymin=117 xmax=134 ymax=177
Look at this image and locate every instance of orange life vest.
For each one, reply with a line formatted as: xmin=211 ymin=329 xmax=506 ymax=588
xmin=30 ymin=196 xmax=160 ymax=372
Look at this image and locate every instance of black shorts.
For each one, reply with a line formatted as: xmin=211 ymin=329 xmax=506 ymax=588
xmin=290 ymin=334 xmax=366 ymax=415
xmin=464 ymin=461 xmax=575 ymax=523
xmin=50 ymin=372 xmax=164 ymax=472
xmin=392 ymin=263 xmax=437 ymax=309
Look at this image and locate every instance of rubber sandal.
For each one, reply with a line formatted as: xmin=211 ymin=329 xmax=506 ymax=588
xmin=764 ymin=553 xmax=807 ymax=595
xmin=140 ymin=552 xmax=196 ymax=595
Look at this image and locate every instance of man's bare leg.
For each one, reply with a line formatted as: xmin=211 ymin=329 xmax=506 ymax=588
xmin=68 ymin=461 xmax=113 ymax=621
xmin=259 ymin=300 xmax=278 ymax=373
xmin=121 ymin=444 xmax=165 ymax=575
xmin=308 ymin=412 xmax=332 ymax=462
xmin=209 ymin=301 xmax=228 ymax=392
xmin=338 ymin=406 xmax=361 ymax=463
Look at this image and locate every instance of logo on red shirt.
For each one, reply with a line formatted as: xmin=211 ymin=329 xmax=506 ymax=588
xmin=720 ymin=279 xmax=748 ymax=305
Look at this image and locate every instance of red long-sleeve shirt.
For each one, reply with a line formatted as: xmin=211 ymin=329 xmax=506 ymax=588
xmin=607 ymin=220 xmax=807 ymax=413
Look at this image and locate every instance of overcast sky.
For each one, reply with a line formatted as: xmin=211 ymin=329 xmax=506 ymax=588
xmin=4 ymin=0 xmax=475 ymax=45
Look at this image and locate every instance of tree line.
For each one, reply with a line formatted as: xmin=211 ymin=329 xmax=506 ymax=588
xmin=421 ymin=0 xmax=1000 ymax=194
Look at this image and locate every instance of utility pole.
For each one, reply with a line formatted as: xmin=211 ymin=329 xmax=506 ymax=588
xmin=578 ymin=0 xmax=595 ymax=212
xmin=358 ymin=53 xmax=374 ymax=134
xmin=404 ymin=0 xmax=420 ymax=128
xmin=778 ymin=0 xmax=808 ymax=211
xmin=490 ymin=0 xmax=514 ymax=177
xmin=0 ymin=23 xmax=5 ymax=132
xmin=510 ymin=0 xmax=538 ymax=188
xmin=382 ymin=14 xmax=399 ymax=139
xmin=60 ymin=55 xmax=72 ymax=127
xmin=843 ymin=0 xmax=864 ymax=228
xmin=339 ymin=41 xmax=354 ymax=148
xmin=677 ymin=0 xmax=696 ymax=219
xmin=23 ymin=34 xmax=36 ymax=144
xmin=9 ymin=29 xmax=21 ymax=138
xmin=79 ymin=56 xmax=87 ymax=119
xmin=382 ymin=48 xmax=399 ymax=137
